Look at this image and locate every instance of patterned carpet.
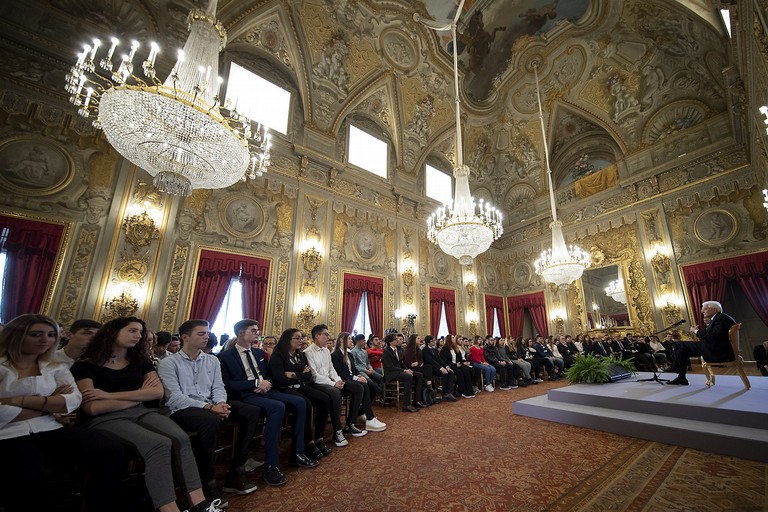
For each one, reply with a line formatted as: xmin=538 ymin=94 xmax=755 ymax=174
xmin=223 ymin=380 xmax=767 ymax=512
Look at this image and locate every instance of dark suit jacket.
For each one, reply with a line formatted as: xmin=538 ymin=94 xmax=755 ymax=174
xmin=381 ymin=344 xmax=406 ymax=379
xmin=532 ymin=342 xmax=553 ymax=358
xmin=422 ymin=345 xmax=448 ymax=371
xmin=217 ymin=346 xmax=270 ymax=401
xmin=695 ymin=312 xmax=736 ymax=361
xmin=592 ymin=341 xmax=610 ymax=358
xmin=331 ymin=349 xmax=360 ymax=381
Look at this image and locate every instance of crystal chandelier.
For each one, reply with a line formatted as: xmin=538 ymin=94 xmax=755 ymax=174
xmin=65 ymin=0 xmax=271 ymax=196
xmin=532 ymin=63 xmax=590 ymax=287
xmin=419 ymin=1 xmax=503 ymax=266
xmin=605 ymin=279 xmax=627 ymax=305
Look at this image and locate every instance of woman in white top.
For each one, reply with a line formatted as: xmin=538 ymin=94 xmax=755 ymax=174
xmin=0 ymin=314 xmax=124 ymax=512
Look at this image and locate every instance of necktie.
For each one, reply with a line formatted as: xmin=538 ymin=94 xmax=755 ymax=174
xmin=245 ymin=349 xmax=260 ymax=383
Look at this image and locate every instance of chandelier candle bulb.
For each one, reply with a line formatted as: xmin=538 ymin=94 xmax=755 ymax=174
xmin=88 ymin=39 xmax=101 ymax=66
xmin=103 ymin=37 xmax=119 ymax=67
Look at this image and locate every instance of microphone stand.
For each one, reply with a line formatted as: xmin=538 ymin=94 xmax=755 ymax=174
xmin=636 ymin=320 xmax=685 ymax=385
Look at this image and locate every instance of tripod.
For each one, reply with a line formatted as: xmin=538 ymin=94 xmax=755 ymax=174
xmin=637 ymin=319 xmax=685 ymax=384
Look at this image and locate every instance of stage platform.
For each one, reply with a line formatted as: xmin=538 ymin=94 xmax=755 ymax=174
xmin=513 ymin=372 xmax=768 ymax=463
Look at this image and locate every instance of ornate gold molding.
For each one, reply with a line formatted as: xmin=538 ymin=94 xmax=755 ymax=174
xmin=160 ymin=244 xmax=189 ymax=332
xmin=274 ymin=258 xmax=290 ymax=333
xmin=56 ymin=225 xmax=98 ymax=328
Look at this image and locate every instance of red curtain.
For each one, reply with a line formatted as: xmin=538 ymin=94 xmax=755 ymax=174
xmin=0 ymin=216 xmax=65 ymax=321
xmin=342 ymin=273 xmax=384 ymax=337
xmin=429 ymin=287 xmax=456 ymax=335
xmin=506 ymin=292 xmax=548 ymax=338
xmin=240 ymin=257 xmax=271 ymax=328
xmin=190 ymin=250 xmax=270 ymax=326
xmin=682 ymin=251 xmax=768 ymax=327
xmin=484 ymin=295 xmax=506 ymax=337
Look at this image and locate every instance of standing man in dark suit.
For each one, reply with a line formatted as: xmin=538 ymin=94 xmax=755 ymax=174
xmin=217 ymin=319 xmax=318 ymax=486
xmin=381 ymin=333 xmax=424 ymax=412
xmin=667 ymin=301 xmax=736 ymax=385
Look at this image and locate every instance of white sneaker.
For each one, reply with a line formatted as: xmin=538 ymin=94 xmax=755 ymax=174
xmin=484 ymin=384 xmax=495 ymax=392
xmin=366 ymin=417 xmax=387 ymax=432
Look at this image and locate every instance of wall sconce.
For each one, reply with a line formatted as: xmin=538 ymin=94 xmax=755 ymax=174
xmin=659 ymin=293 xmax=683 ymax=326
xmin=301 ymin=246 xmax=321 ymax=274
xmin=296 ymin=296 xmax=319 ymax=334
xmin=104 ymin=289 xmax=139 ymax=318
xmin=466 ymin=311 xmax=478 ymax=336
xmin=550 ymin=309 xmax=566 ymax=335
xmin=465 ymin=272 xmax=477 ymax=298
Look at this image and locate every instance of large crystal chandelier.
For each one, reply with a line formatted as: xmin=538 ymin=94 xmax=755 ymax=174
xmin=419 ymin=1 xmax=503 ymax=266
xmin=605 ymin=279 xmax=627 ymax=305
xmin=532 ymin=63 xmax=590 ymax=287
xmin=65 ymin=0 xmax=271 ymax=196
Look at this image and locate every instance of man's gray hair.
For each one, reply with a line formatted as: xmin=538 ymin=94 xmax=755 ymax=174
xmin=702 ymin=300 xmax=723 ymax=312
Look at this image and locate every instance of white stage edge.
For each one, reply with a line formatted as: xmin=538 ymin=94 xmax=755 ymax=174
xmin=513 ymin=372 xmax=768 ymax=463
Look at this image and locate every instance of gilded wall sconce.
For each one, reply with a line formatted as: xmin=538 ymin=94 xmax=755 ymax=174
xmin=402 ymin=266 xmax=415 ymax=288
xmin=302 ymin=247 xmax=321 ymax=274
xmin=104 ymin=290 xmax=139 ymax=318
xmin=297 ymin=303 xmax=318 ymax=333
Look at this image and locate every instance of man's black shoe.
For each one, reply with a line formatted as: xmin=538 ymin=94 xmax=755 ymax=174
xmin=666 ymin=376 xmax=689 ymax=385
xmin=307 ymin=443 xmax=323 ymax=460
xmin=289 ymin=453 xmax=320 ymax=468
xmin=316 ymin=440 xmax=332 ymax=457
xmin=402 ymin=405 xmax=419 ymax=412
xmin=262 ymin=465 xmax=287 ymax=486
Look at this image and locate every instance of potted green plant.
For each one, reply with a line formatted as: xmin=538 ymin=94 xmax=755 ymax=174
xmin=564 ymin=354 xmax=610 ymax=383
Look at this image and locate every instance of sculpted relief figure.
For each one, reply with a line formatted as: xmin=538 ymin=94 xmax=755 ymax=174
xmin=640 ymin=65 xmax=666 ymax=110
xmin=313 ymin=35 xmax=350 ymax=93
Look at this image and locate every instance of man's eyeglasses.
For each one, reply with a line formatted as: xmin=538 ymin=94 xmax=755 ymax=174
xmin=245 ymin=328 xmax=260 ymax=334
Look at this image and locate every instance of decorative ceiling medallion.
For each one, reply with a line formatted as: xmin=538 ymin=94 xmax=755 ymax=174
xmin=0 ymin=137 xmax=75 ymax=196
xmin=380 ymin=29 xmax=418 ymax=72
xmin=694 ymin=209 xmax=738 ymax=247
xmin=219 ymin=193 xmax=266 ymax=239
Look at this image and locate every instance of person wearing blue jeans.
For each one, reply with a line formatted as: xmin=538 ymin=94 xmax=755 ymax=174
xmin=217 ymin=320 xmax=318 ymax=482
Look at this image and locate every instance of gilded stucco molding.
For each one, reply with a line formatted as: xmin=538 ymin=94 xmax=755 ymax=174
xmin=56 ymin=225 xmax=98 ymax=329
xmin=274 ymin=258 xmax=290 ymax=332
xmin=160 ymin=243 xmax=189 ymax=332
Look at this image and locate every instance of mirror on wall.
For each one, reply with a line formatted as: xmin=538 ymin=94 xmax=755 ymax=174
xmin=582 ymin=264 xmax=630 ymax=329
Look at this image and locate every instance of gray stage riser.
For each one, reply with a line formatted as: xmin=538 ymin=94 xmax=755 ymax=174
xmin=546 ymin=387 xmax=764 ymax=429
xmin=513 ymin=399 xmax=768 ymax=464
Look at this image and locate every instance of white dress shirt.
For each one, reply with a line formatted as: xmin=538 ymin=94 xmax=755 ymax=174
xmin=0 ymin=357 xmax=81 ymax=440
xmin=304 ymin=344 xmax=341 ymax=386
xmin=236 ymin=344 xmax=261 ymax=382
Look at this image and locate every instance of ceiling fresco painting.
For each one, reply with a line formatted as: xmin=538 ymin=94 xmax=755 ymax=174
xmin=425 ymin=0 xmax=590 ymax=102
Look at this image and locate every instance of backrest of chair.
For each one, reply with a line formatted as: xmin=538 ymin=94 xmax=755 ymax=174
xmin=728 ymin=323 xmax=742 ymax=355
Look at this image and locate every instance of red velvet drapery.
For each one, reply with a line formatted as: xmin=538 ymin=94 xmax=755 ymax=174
xmin=484 ymin=294 xmax=507 ymax=337
xmin=190 ymin=250 xmax=270 ymax=327
xmin=429 ymin=287 xmax=456 ymax=336
xmin=682 ymin=251 xmax=768 ymax=327
xmin=341 ymin=273 xmax=384 ymax=337
xmin=506 ymin=291 xmax=548 ymax=337
xmin=0 ymin=215 xmax=65 ymax=321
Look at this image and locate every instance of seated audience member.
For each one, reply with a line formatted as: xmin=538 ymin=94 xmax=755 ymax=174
xmin=530 ymin=336 xmax=560 ymax=380
xmin=71 ymin=316 xmax=223 ymax=512
xmin=754 ymin=340 xmax=768 ymax=376
xmin=503 ymin=337 xmax=533 ymax=384
xmin=439 ymin=335 xmax=474 ymax=398
xmin=203 ymin=332 xmax=217 ymax=355
xmin=468 ymin=336 xmax=496 ymax=392
xmin=54 ymin=318 xmax=102 ymax=367
xmin=158 ymin=320 xmax=266 ymax=503
xmin=154 ymin=331 xmax=173 ymax=361
xmin=331 ymin=333 xmax=386 ymax=431
xmin=303 ymin=325 xmax=349 ymax=446
xmin=0 ymin=314 xmax=124 ymax=512
xmin=649 ymin=336 xmax=669 ymax=358
xmin=572 ymin=334 xmax=584 ymax=353
xmin=610 ymin=336 xmax=634 ymax=361
xmin=217 ymin=319 xmax=316 ymax=465
xmin=382 ymin=333 xmax=425 ymax=411
xmin=519 ymin=338 xmax=544 ymax=382
xmin=168 ymin=335 xmax=182 ymax=354
xmin=581 ymin=335 xmax=594 ymax=356
xmin=403 ymin=334 xmax=435 ymax=399
xmin=591 ymin=336 xmax=612 ymax=358
xmin=269 ymin=328 xmax=333 ymax=460
xmin=421 ymin=335 xmax=457 ymax=401
xmin=555 ymin=335 xmax=576 ymax=368
xmin=455 ymin=336 xmax=480 ymax=393
xmin=495 ymin=337 xmax=525 ymax=387
xmin=366 ymin=335 xmax=384 ymax=374
xmin=546 ymin=338 xmax=567 ymax=371
xmin=633 ymin=337 xmax=661 ymax=371
xmin=484 ymin=337 xmax=517 ymax=390
xmin=349 ymin=334 xmax=384 ymax=397
xmin=261 ymin=336 xmax=277 ymax=360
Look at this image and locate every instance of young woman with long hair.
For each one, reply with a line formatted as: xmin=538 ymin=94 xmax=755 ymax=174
xmin=332 ymin=333 xmax=386 ymax=430
xmin=439 ymin=335 xmax=474 ymax=398
xmin=268 ymin=327 xmax=331 ymax=460
xmin=0 ymin=314 xmax=124 ymax=512
xmin=71 ymin=316 xmax=222 ymax=512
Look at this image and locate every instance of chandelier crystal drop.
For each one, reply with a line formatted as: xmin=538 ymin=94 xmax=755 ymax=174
xmin=605 ymin=278 xmax=628 ymax=305
xmin=531 ymin=63 xmax=590 ymax=287
xmin=64 ymin=0 xmax=271 ymax=196
xmin=419 ymin=0 xmax=503 ymax=265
